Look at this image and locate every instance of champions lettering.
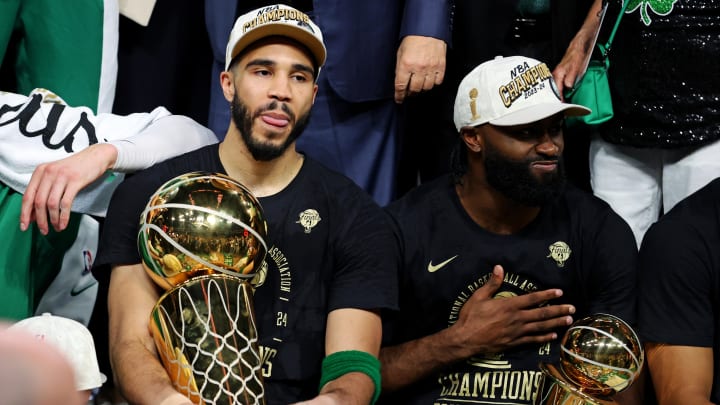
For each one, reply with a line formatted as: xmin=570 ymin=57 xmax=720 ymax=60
xmin=244 ymin=8 xmax=310 ymax=32
xmin=499 ymin=63 xmax=552 ymax=108
xmin=437 ymin=370 xmax=543 ymax=403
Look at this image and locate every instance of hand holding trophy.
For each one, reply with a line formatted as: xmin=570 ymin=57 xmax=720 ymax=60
xmin=536 ymin=314 xmax=644 ymax=405
xmin=138 ymin=172 xmax=268 ymax=404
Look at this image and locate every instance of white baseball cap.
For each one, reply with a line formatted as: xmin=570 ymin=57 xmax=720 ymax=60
xmin=453 ymin=55 xmax=590 ymax=131
xmin=10 ymin=313 xmax=107 ymax=391
xmin=225 ymin=4 xmax=326 ymax=71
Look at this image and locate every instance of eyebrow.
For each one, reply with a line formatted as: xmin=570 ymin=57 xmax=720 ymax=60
xmin=245 ymin=58 xmax=315 ymax=77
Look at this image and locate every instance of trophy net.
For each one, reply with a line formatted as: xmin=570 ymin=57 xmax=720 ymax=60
xmin=151 ymin=274 xmax=265 ymax=405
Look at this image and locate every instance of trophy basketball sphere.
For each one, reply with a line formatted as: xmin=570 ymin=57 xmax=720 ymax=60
xmin=559 ymin=313 xmax=644 ymax=397
xmin=138 ymin=171 xmax=269 ymax=290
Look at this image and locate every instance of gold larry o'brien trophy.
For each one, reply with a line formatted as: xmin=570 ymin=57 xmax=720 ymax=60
xmin=535 ymin=314 xmax=644 ymax=405
xmin=138 ymin=172 xmax=269 ymax=404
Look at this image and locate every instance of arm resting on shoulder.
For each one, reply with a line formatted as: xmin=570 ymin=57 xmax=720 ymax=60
xmin=20 ymin=115 xmax=217 ymax=233
xmin=111 ymin=115 xmax=217 ymax=172
xmin=20 ymin=143 xmax=120 ymax=233
xmin=108 ymin=264 xmax=193 ymax=405
xmin=646 ymin=343 xmax=715 ymax=405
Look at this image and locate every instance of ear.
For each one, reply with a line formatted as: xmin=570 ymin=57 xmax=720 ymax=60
xmin=311 ymin=83 xmax=318 ymax=105
xmin=460 ymin=127 xmax=483 ymax=153
xmin=220 ymin=71 xmax=235 ymax=102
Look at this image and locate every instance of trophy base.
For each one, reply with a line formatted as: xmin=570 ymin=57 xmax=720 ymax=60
xmin=535 ymin=363 xmax=615 ymax=405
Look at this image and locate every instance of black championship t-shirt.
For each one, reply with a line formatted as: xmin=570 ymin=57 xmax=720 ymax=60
xmin=96 ymin=144 xmax=398 ymax=403
xmin=380 ymin=175 xmax=637 ymax=405
xmin=638 ymin=178 xmax=720 ymax=403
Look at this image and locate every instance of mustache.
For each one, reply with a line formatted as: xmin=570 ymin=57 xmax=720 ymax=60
xmin=253 ymin=101 xmax=295 ymax=122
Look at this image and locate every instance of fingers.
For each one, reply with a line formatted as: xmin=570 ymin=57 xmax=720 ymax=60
xmin=474 ymin=265 xmax=504 ymax=299
xmin=20 ymin=163 xmax=76 ymax=235
xmin=512 ymin=332 xmax=562 ymax=346
xmin=563 ymin=72 xmax=578 ymax=92
xmin=394 ymin=35 xmax=447 ymax=103
xmin=434 ymin=68 xmax=445 ymax=86
xmin=514 ymin=288 xmax=565 ymax=309
xmin=407 ymin=73 xmax=429 ymax=94
xmin=560 ymin=71 xmax=579 ymax=101
xmin=501 ymin=304 xmax=574 ymax=349
xmin=525 ymin=305 xmax=575 ymax=329
xmin=56 ymin=182 xmax=81 ymax=232
xmin=552 ymin=71 xmax=566 ymax=99
xmin=30 ymin=165 xmax=54 ymax=235
xmin=20 ymin=166 xmax=44 ymax=231
xmin=394 ymin=70 xmax=412 ymax=104
xmin=394 ymin=71 xmax=443 ymax=103
xmin=22 ymin=164 xmax=55 ymax=234
xmin=46 ymin=190 xmax=73 ymax=233
xmin=553 ymin=67 xmax=571 ymax=100
xmin=20 ymin=144 xmax=114 ymax=233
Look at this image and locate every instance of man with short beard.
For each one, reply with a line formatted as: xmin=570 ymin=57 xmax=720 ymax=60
xmin=378 ymin=56 xmax=640 ymax=405
xmin=96 ymin=5 xmax=397 ymax=404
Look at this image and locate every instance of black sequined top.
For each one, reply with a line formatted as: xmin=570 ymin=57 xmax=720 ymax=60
xmin=602 ymin=0 xmax=720 ymax=148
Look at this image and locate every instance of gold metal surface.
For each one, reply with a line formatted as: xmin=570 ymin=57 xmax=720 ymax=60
xmin=535 ymin=363 xmax=611 ymax=405
xmin=535 ymin=314 xmax=644 ymax=405
xmin=150 ymin=274 xmax=265 ymax=405
xmin=138 ymin=172 xmax=268 ymax=290
xmin=140 ymin=172 xmax=269 ymax=404
xmin=559 ymin=314 xmax=643 ymax=396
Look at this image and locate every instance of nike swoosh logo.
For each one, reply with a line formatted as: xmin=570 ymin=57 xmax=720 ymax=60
xmin=427 ymin=255 xmax=459 ymax=273
xmin=70 ymin=280 xmax=98 ymax=297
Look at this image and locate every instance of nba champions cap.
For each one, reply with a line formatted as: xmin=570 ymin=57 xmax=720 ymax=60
xmin=10 ymin=313 xmax=107 ymax=391
xmin=453 ymin=55 xmax=590 ymax=131
xmin=225 ymin=4 xmax=326 ymax=70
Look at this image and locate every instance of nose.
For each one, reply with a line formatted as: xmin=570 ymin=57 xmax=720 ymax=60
xmin=535 ymin=133 xmax=561 ymax=157
xmin=268 ymin=76 xmax=291 ymax=102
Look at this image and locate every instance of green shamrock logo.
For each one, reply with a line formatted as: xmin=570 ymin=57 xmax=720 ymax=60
xmin=625 ymin=0 xmax=678 ymax=26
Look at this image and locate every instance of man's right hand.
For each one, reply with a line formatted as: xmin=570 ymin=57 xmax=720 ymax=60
xmin=451 ymin=265 xmax=575 ymax=357
xmin=19 ymin=143 xmax=118 ymax=234
xmin=380 ymin=264 xmax=575 ymax=391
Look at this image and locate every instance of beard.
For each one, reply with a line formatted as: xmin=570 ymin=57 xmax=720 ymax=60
xmin=483 ymin=143 xmax=566 ymax=207
xmin=231 ymin=93 xmax=311 ymax=161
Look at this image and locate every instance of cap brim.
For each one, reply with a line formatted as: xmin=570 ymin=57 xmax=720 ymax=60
xmin=489 ymin=103 xmax=591 ymax=126
xmin=227 ymin=24 xmax=326 ymax=70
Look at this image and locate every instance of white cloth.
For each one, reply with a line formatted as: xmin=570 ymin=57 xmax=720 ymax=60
xmin=34 ymin=215 xmax=100 ymax=327
xmin=0 ymin=88 xmax=217 ymax=326
xmin=590 ymin=135 xmax=720 ymax=247
xmin=0 ymin=88 xmax=218 ymax=216
xmin=10 ymin=311 xmax=107 ymax=390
